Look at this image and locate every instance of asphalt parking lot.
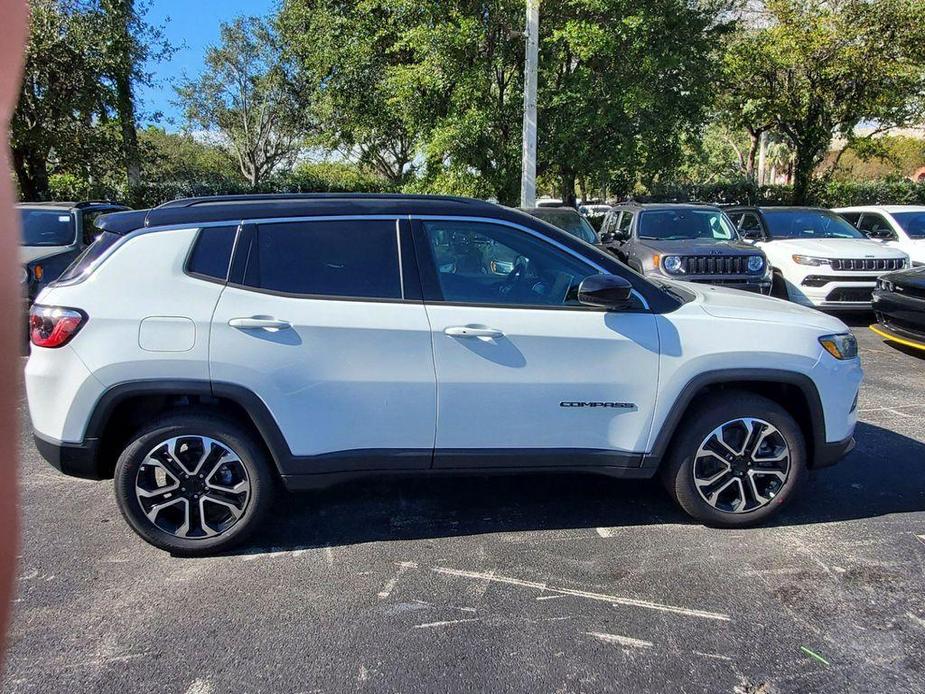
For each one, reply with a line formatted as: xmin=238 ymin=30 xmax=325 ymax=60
xmin=3 ymin=316 xmax=925 ymax=694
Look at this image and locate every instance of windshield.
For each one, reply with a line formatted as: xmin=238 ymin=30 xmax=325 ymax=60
xmin=532 ymin=210 xmax=599 ymax=244
xmin=891 ymin=212 xmax=925 ymax=239
xmin=763 ymin=210 xmax=865 ymax=240
xmin=19 ymin=208 xmax=76 ymax=246
xmin=638 ymin=209 xmax=739 ymax=241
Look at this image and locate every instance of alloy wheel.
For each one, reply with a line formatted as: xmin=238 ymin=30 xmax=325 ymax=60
xmin=135 ymin=435 xmax=251 ymax=539
xmin=692 ymin=418 xmax=790 ymax=514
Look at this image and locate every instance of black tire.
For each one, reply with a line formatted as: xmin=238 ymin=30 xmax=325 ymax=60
xmin=660 ymin=391 xmax=806 ymax=527
xmin=771 ymin=270 xmax=789 ymax=300
xmin=114 ymin=412 xmax=276 ymax=556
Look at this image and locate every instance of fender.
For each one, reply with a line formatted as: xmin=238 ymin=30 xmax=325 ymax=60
xmin=84 ymin=379 xmax=293 ymax=476
xmin=641 ymin=368 xmax=827 ymax=469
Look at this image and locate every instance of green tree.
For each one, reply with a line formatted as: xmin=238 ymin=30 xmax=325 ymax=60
xmin=99 ymin=0 xmax=173 ymax=194
xmin=277 ymin=0 xmax=419 ymax=184
xmin=176 ymin=17 xmax=308 ymax=187
xmin=11 ymin=0 xmax=111 ymax=199
xmin=721 ymin=0 xmax=925 ymax=203
xmin=538 ymin=0 xmax=728 ymax=205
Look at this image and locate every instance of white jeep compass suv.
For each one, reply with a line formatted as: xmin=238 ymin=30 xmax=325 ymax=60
xmin=26 ymin=194 xmax=862 ymax=555
xmin=727 ymin=206 xmax=908 ymax=309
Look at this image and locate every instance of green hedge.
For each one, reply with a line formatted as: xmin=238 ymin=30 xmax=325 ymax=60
xmin=638 ymin=178 xmax=925 ymax=207
xmin=48 ymin=163 xmax=392 ymax=209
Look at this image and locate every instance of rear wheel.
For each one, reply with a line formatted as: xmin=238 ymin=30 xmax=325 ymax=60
xmin=114 ymin=413 xmax=275 ymax=556
xmin=660 ymin=392 xmax=806 ymax=527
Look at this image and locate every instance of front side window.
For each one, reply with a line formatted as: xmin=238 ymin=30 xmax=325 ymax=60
xmin=638 ymin=209 xmax=738 ymax=241
xmin=422 ymin=220 xmax=597 ymax=307
xmin=242 ymin=219 xmax=402 ymax=299
xmin=618 ymin=211 xmax=633 ymax=233
xmin=19 ymin=209 xmax=76 ymax=247
xmin=739 ymin=213 xmax=763 ymax=233
xmin=891 ymin=211 xmax=925 ymax=239
xmin=762 ymin=210 xmax=865 ymax=240
xmin=858 ymin=214 xmax=895 ymax=237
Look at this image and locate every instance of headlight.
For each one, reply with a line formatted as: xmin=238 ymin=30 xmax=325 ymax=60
xmin=663 ymin=255 xmax=683 ymax=274
xmin=20 ymin=267 xmax=28 ymax=284
xmin=792 ymin=255 xmax=831 ymax=266
xmin=819 ymin=333 xmax=858 ymax=360
xmin=747 ymin=255 xmax=764 ymax=273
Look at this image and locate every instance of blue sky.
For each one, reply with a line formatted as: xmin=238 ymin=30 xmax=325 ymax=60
xmin=137 ymin=0 xmax=279 ymax=129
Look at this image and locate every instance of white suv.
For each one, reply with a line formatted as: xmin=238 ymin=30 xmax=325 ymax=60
xmin=727 ymin=206 xmax=908 ymax=309
xmin=26 ymin=195 xmax=862 ymax=555
xmin=834 ymin=205 xmax=925 ymax=267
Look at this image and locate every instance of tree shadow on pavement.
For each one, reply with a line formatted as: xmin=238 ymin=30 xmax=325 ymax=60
xmin=232 ymin=421 xmax=925 ymax=554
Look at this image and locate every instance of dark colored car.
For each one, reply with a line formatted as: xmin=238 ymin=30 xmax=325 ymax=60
xmin=599 ymin=203 xmax=772 ymax=293
xmin=871 ymin=266 xmax=925 ymax=352
xmin=519 ymin=206 xmax=601 ymax=245
xmin=20 ymin=201 xmax=129 ymax=306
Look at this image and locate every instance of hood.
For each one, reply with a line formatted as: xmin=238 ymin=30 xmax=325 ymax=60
xmin=669 ymin=280 xmax=848 ymax=333
xmin=20 ymin=245 xmax=72 ymax=265
xmin=884 ymin=265 xmax=925 ymax=288
xmin=765 ymin=237 xmax=907 ymax=259
xmin=637 ymin=239 xmax=759 ymax=256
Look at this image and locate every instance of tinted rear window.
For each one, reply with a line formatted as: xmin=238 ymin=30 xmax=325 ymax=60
xmin=20 ymin=209 xmax=76 ymax=246
xmin=187 ymin=226 xmax=237 ymax=280
xmin=241 ymin=219 xmax=401 ymax=299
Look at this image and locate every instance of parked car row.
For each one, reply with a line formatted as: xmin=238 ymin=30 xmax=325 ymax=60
xmin=521 ymin=201 xmax=925 ymax=352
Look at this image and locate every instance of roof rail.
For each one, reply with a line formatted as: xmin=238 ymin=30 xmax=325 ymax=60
xmin=154 ymin=193 xmax=480 ymax=210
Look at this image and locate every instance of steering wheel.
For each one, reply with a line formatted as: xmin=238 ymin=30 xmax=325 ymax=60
xmin=498 ymin=255 xmax=530 ymax=297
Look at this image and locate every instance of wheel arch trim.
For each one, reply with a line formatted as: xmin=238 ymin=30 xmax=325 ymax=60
xmin=643 ymin=368 xmax=826 ymax=469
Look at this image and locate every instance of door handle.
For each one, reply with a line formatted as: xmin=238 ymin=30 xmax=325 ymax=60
xmin=228 ymin=317 xmax=292 ymax=330
xmin=444 ymin=326 xmax=504 ymax=338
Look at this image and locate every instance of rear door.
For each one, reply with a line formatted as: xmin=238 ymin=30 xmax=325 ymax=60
xmin=413 ymin=217 xmax=660 ymax=468
xmin=209 ymin=216 xmax=436 ymax=474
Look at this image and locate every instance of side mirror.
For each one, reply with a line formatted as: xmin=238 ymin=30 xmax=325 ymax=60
xmin=601 ymin=231 xmax=626 ymax=245
xmin=740 ymin=228 xmax=763 ymax=241
xmin=578 ymin=274 xmax=633 ymax=309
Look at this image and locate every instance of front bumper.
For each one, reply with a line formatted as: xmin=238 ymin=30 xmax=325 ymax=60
xmin=814 ymin=435 xmax=856 ymax=469
xmin=787 ymin=272 xmax=882 ymax=309
xmin=33 ymin=432 xmax=105 ymax=480
xmin=648 ymin=272 xmax=771 ymax=294
xmin=872 ymin=287 xmax=925 ymax=347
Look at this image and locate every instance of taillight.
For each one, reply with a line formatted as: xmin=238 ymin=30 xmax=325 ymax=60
xmin=29 ymin=305 xmax=87 ymax=348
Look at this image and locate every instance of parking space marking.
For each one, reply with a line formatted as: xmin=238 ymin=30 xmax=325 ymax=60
xmin=431 ymin=566 xmax=730 ymax=621
xmin=596 ymin=527 xmax=616 ymax=538
xmin=584 ymin=631 xmax=654 ymax=649
xmin=414 ymin=618 xmax=480 ymax=629
xmin=378 ymin=561 xmax=418 ymax=599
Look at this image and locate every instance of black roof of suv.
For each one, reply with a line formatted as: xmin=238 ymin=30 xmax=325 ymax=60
xmin=97 ymin=194 xmax=526 ymax=235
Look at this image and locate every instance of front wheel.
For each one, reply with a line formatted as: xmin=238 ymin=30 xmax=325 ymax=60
xmin=660 ymin=392 xmax=806 ymax=527
xmin=114 ymin=413 xmax=275 ymax=556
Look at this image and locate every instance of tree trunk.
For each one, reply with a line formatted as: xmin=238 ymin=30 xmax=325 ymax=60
xmin=745 ymin=130 xmax=761 ymax=180
xmin=12 ymin=145 xmax=50 ymax=201
xmin=791 ymin=146 xmax=818 ymax=205
xmin=559 ymin=170 xmax=576 ymax=207
xmin=108 ymin=0 xmax=142 ymax=193
xmin=115 ymin=71 xmax=141 ymax=190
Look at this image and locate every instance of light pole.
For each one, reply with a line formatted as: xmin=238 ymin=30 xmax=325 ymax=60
xmin=520 ymin=0 xmax=539 ymax=208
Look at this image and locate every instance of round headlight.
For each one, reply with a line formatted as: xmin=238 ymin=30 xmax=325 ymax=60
xmin=747 ymin=255 xmax=764 ymax=273
xmin=663 ymin=255 xmax=683 ymax=274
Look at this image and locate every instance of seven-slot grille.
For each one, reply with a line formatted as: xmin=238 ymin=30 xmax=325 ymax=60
xmin=680 ymin=256 xmax=753 ymax=275
xmin=830 ymin=258 xmax=904 ymax=272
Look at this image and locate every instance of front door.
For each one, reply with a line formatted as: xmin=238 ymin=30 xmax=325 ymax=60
xmin=210 ymin=217 xmax=436 ymax=474
xmin=414 ymin=217 xmax=660 ymax=469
